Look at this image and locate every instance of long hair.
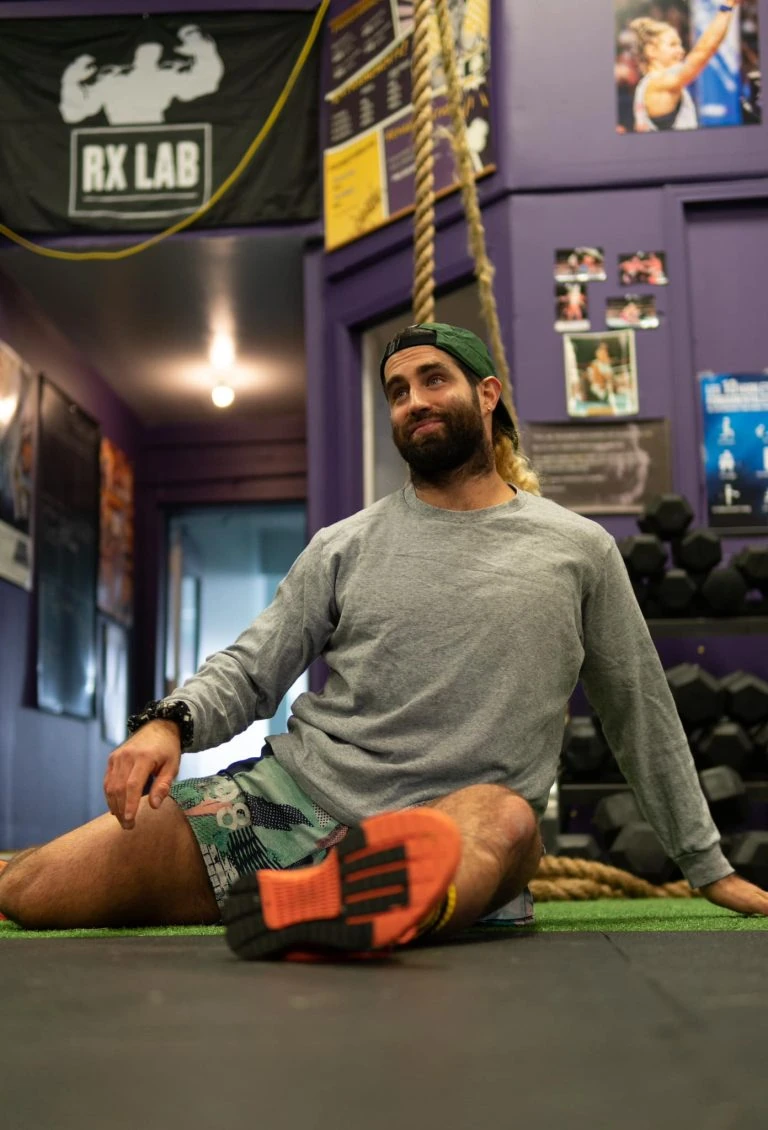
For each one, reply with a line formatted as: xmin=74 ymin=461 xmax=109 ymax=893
xmin=456 ymin=361 xmax=542 ymax=495
xmin=492 ymin=425 xmax=542 ymax=495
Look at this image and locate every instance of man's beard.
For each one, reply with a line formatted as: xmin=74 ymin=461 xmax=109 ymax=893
xmin=392 ymin=390 xmax=494 ymax=486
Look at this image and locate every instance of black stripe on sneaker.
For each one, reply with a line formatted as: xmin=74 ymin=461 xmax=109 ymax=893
xmin=344 ymin=867 xmax=409 ymax=896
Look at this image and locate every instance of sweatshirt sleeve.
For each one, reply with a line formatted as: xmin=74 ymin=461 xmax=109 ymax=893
xmin=163 ymin=531 xmax=338 ymax=752
xmin=579 ymin=540 xmax=733 ymax=890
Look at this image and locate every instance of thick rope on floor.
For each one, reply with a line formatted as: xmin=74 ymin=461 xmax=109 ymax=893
xmin=532 ymin=855 xmax=701 ymax=900
xmin=411 ymin=0 xmax=436 ymax=324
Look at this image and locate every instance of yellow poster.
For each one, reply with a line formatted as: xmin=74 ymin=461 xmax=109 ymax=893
xmin=323 ymin=0 xmax=493 ymax=252
xmin=324 ymin=131 xmax=386 ymax=252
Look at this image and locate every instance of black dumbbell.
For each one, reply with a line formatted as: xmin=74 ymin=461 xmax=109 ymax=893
xmin=617 ymin=534 xmax=667 ymax=581
xmin=699 ymin=566 xmax=748 ymax=616
xmin=721 ymin=671 xmax=768 ymax=727
xmin=638 ymin=494 xmax=694 ymax=540
xmin=647 ymin=568 xmax=697 ymax=616
xmin=750 ymin=719 xmax=768 ymax=759
xmin=554 ymin=833 xmax=604 ymax=861
xmin=732 ymin=546 xmax=768 ymax=596
xmin=691 ymin=718 xmax=754 ymax=773
xmin=608 ymin=821 xmax=680 ymax=885
xmin=698 ymin=765 xmax=749 ymax=831
xmin=666 ymin=663 xmax=726 ymax=731
xmin=560 ymin=716 xmax=609 ymax=780
xmin=671 ymin=528 xmax=723 ymax=576
xmin=728 ymin=831 xmax=768 ymax=886
xmin=592 ymin=791 xmax=642 ymax=846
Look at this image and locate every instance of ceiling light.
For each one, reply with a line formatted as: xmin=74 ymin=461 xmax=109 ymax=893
xmin=0 ymin=394 xmax=17 ymax=426
xmin=211 ymin=383 xmax=235 ymax=409
xmin=210 ymin=332 xmax=235 ymax=371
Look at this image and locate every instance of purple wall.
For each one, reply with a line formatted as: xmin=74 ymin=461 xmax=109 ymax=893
xmin=0 ymin=271 xmax=142 ymax=846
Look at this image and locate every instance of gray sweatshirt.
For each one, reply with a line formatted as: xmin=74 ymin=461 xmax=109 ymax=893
xmin=170 ymin=484 xmax=733 ymax=890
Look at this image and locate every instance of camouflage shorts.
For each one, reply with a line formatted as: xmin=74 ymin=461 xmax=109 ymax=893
xmin=169 ymin=746 xmax=348 ymax=913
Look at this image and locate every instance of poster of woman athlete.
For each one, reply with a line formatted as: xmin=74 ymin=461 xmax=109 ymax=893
xmin=615 ymin=0 xmax=761 ymax=133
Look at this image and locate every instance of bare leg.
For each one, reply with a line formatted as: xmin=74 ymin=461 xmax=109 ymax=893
xmin=0 ymin=846 xmax=40 ymax=877
xmin=0 ymin=797 xmax=219 ymax=929
xmin=425 ymin=784 xmax=542 ymax=936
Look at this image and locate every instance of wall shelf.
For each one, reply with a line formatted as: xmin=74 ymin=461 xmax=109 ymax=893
xmin=560 ymin=781 xmax=768 ymax=804
xmin=645 ymin=616 xmax=768 ymax=638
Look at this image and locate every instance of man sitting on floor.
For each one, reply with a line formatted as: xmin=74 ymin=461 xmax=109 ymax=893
xmin=1 ymin=323 xmax=766 ymax=957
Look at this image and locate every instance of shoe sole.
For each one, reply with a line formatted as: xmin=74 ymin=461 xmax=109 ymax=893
xmin=222 ymin=808 xmax=460 ymax=960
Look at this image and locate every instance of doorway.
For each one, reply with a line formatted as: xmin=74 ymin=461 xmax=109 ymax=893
xmin=165 ymin=501 xmax=307 ymax=778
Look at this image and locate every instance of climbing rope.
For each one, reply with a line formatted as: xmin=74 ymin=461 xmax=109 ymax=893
xmin=410 ymin=0 xmax=517 ymax=437
xmin=531 ymin=854 xmax=701 ymax=901
xmin=410 ymin=0 xmax=436 ymax=323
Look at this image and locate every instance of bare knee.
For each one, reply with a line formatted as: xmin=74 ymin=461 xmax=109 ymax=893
xmin=429 ymin=783 xmax=539 ymax=854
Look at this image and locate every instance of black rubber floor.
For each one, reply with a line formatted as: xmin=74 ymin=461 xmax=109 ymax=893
xmin=1 ymin=931 xmax=766 ymax=1129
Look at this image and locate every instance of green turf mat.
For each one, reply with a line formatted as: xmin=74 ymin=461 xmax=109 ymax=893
xmin=0 ymin=921 xmax=225 ymax=940
xmin=2 ymin=899 xmax=767 ymax=939
xmin=473 ymin=899 xmax=768 ymax=933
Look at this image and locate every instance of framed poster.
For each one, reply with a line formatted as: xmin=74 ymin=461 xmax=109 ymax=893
xmin=525 ymin=419 xmax=672 ymax=515
xmin=323 ymin=0 xmax=494 ymax=251
xmin=36 ymin=378 xmax=100 ymax=718
xmin=564 ymin=330 xmax=639 ymax=418
xmin=98 ymin=437 xmax=134 ymax=626
xmin=0 ymin=341 xmax=37 ymax=590
xmin=615 ymin=0 xmax=761 ymax=135
xmin=699 ymin=372 xmax=768 ymax=532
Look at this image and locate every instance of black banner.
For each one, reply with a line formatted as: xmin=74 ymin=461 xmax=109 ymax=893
xmin=36 ymin=379 xmax=100 ymax=719
xmin=0 ymin=12 xmax=320 ymax=233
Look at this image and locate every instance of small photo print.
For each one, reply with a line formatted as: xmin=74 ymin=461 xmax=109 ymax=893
xmin=606 ymin=294 xmax=660 ymax=330
xmin=555 ymin=283 xmax=590 ymax=332
xmin=618 ymin=251 xmax=668 ymax=286
xmin=555 ymin=247 xmax=607 ymax=283
xmin=565 ymin=330 xmax=639 ymax=418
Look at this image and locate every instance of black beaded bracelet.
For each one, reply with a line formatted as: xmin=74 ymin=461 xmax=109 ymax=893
xmin=127 ymin=699 xmax=194 ymax=750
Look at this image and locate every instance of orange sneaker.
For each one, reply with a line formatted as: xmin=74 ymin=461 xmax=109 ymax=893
xmin=223 ymin=808 xmax=460 ymax=961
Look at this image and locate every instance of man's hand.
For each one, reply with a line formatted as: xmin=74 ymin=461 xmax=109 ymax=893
xmin=700 ymin=872 xmax=768 ymax=916
xmin=103 ymin=720 xmax=182 ymax=831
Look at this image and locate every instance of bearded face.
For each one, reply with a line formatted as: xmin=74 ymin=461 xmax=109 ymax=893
xmin=390 ymin=373 xmax=493 ymax=483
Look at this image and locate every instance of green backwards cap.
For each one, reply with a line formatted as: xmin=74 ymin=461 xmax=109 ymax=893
xmin=379 ymin=322 xmax=518 ymax=449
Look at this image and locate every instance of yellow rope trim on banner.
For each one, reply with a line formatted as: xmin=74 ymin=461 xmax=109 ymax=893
xmin=0 ymin=0 xmax=330 ymax=262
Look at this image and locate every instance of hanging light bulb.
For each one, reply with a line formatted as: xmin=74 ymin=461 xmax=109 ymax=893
xmin=211 ymin=383 xmax=235 ymax=408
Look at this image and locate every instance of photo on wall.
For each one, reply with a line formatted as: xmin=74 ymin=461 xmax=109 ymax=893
xmin=0 ymin=341 xmax=36 ymax=590
xmin=555 ymin=283 xmax=590 ymax=332
xmin=554 ymin=248 xmax=606 ymax=283
xmin=564 ymin=330 xmax=639 ymax=418
xmin=619 ymin=250 xmax=668 ymax=285
xmin=606 ymin=294 xmax=660 ymax=329
xmin=615 ymin=0 xmax=761 ymax=134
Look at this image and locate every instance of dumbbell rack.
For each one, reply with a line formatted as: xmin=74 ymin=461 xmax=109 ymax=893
xmin=562 ymin=610 xmax=768 ymax=813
